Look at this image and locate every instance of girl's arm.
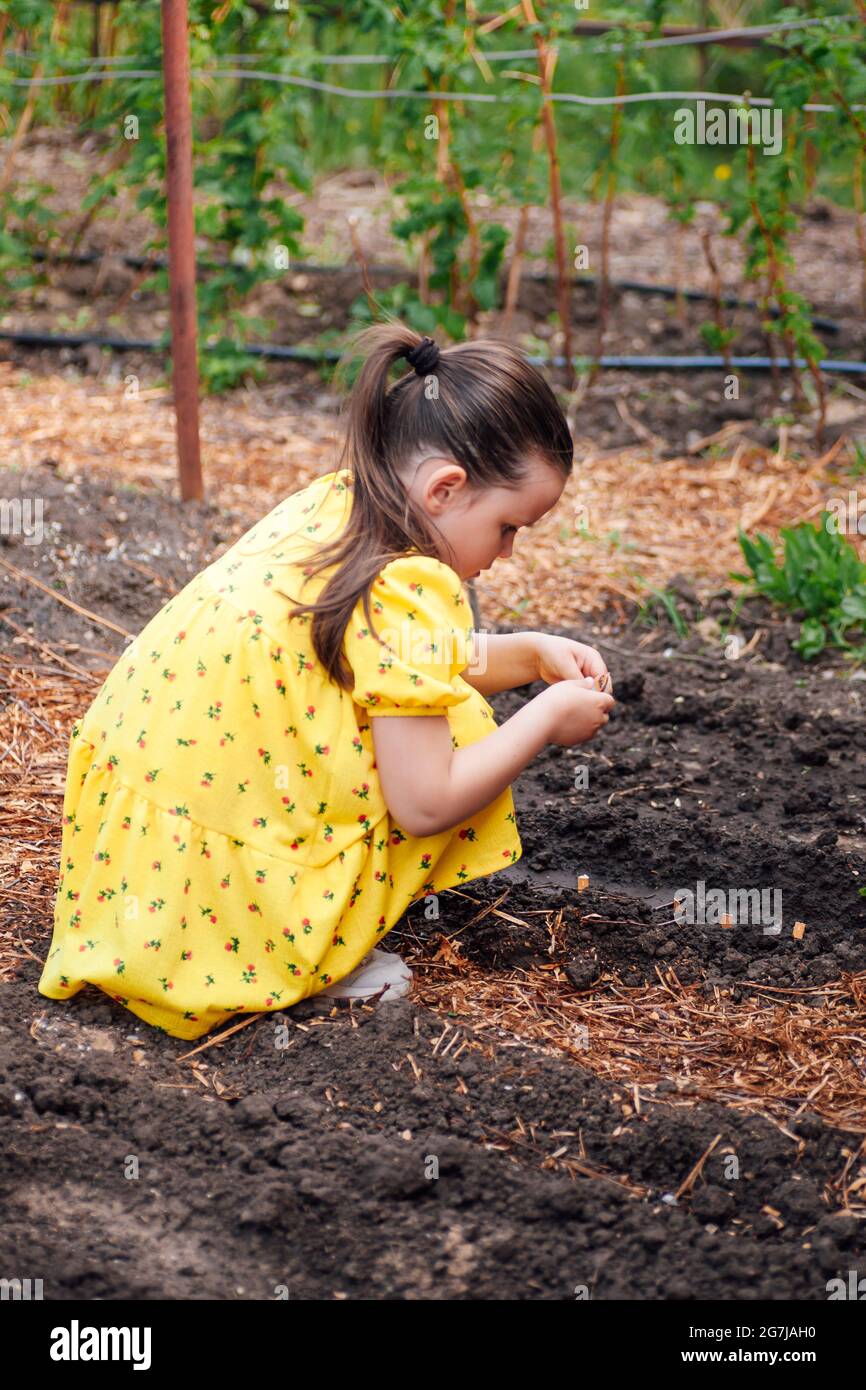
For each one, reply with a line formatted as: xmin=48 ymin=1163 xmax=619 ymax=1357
xmin=460 ymin=631 xmax=609 ymax=696
xmin=459 ymin=632 xmax=537 ymax=695
xmin=372 ymin=679 xmax=614 ymax=838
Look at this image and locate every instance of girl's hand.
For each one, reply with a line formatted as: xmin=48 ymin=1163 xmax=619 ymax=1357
xmin=543 ymin=680 xmax=615 ymax=747
xmin=532 ymin=634 xmax=611 ymax=691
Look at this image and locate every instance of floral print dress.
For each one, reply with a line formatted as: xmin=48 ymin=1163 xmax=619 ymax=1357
xmin=38 ymin=468 xmax=522 ymax=1039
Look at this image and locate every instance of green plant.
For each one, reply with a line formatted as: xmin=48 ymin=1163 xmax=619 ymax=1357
xmin=196 ymin=338 xmax=267 ymax=396
xmin=846 ymin=442 xmax=866 ymax=479
xmin=636 ymin=583 xmax=689 ymax=639
xmin=2 ymin=0 xmax=864 ymax=400
xmin=734 ymin=513 xmax=866 ymax=660
xmin=698 ymin=320 xmax=738 ymax=358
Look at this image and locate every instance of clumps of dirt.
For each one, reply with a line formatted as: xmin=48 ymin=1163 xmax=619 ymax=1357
xmin=0 ymin=463 xmax=248 ymax=668
xmin=471 ymin=626 xmax=866 ymax=996
xmin=3 ymin=956 xmax=864 ymax=1301
xmin=399 ymin=869 xmax=866 ymax=998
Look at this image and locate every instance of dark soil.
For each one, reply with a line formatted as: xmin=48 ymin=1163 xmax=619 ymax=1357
xmin=2 ymin=465 xmax=865 ymax=1300
xmin=483 ymin=628 xmax=866 ymax=993
xmin=4 ymin=967 xmax=865 ymax=1302
xmin=0 ymin=463 xmax=248 ymax=671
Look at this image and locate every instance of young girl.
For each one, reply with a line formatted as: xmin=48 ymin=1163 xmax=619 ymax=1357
xmin=38 ymin=321 xmax=614 ymax=1040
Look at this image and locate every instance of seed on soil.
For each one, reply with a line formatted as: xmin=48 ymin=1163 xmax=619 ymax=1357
xmin=792 ymin=920 xmax=807 ymax=939
xmin=577 ymin=874 xmax=590 ymax=892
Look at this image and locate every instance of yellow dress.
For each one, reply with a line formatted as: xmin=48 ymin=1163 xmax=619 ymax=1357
xmin=38 ymin=468 xmax=522 ymax=1039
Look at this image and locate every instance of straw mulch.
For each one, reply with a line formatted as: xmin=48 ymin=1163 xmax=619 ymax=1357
xmin=2 ymin=361 xmax=863 ymax=625
xmin=0 ymin=654 xmax=94 ymax=980
xmin=0 ymin=360 xmax=338 ymax=522
xmin=406 ymin=930 xmax=866 ymax=1205
xmin=491 ymin=425 xmax=864 ymax=627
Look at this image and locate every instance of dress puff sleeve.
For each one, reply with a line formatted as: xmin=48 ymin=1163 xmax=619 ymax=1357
xmin=345 ymin=555 xmax=475 ymax=717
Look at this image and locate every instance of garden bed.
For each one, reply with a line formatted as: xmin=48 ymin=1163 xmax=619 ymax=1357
xmin=1 ymin=462 xmax=865 ymax=1299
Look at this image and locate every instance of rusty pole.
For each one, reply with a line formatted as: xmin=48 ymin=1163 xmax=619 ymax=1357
xmin=160 ymin=0 xmax=203 ymax=501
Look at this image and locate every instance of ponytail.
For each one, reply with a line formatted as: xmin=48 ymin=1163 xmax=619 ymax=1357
xmin=286 ymin=314 xmax=573 ymax=689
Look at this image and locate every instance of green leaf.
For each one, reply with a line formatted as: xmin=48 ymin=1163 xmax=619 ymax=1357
xmin=795 ymin=618 xmax=827 ymax=661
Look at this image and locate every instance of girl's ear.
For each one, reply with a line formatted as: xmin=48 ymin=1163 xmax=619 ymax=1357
xmin=418 ymin=460 xmax=470 ymax=514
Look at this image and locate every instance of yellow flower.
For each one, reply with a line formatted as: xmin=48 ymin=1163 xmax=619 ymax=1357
xmin=714 ymin=164 xmax=733 ymax=181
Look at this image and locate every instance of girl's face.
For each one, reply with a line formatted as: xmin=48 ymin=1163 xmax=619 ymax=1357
xmin=406 ymin=454 xmax=567 ymax=581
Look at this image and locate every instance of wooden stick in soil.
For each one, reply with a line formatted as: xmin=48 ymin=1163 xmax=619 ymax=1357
xmin=426 ymin=5 xmax=481 ymax=326
xmin=750 ymin=122 xmax=828 ymax=442
xmin=86 ymin=0 xmax=100 ymax=122
xmin=784 ymin=115 xmax=826 ymax=441
xmin=160 ymin=0 xmax=203 ymax=502
xmin=0 ymin=2 xmax=70 ymax=197
xmin=0 ymin=556 xmax=134 ymax=640
xmin=347 ymin=215 xmax=376 ymax=315
xmin=427 ymin=24 xmax=459 ymax=315
xmin=417 ymin=236 xmax=430 ymax=307
xmin=674 ymin=1133 xmax=723 ymax=1201
xmin=744 ymin=139 xmax=783 ymax=405
xmin=502 ymin=123 xmax=545 ymax=337
xmin=69 ymin=145 xmax=130 ymax=254
xmin=106 ymin=2 xmax=117 ymax=59
xmin=700 ymin=227 xmax=732 ymax=374
xmin=444 ymin=85 xmax=484 ymax=325
xmin=695 ymin=1 xmax=709 ymax=85
xmin=0 ymin=612 xmax=95 ymax=680
xmin=435 ymin=132 xmax=467 ymax=316
xmin=802 ymin=93 xmax=819 ymax=200
xmin=175 ymin=1011 xmax=263 ymax=1061
xmin=673 ymin=176 xmax=686 ymax=328
xmin=854 ymin=150 xmax=866 ymax=320
xmin=520 ymin=0 xmax=574 ymax=388
xmin=592 ymin=58 xmax=625 ymax=380
xmin=449 ymin=155 xmax=481 ymax=325
xmin=791 ymin=35 xmax=866 ymax=155
xmin=501 ymin=203 xmax=529 ymax=337
xmin=747 ymin=139 xmax=804 ymax=405
xmin=414 ymin=127 xmax=433 ymax=304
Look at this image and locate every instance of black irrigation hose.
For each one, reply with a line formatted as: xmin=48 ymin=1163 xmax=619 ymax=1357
xmin=576 ymin=277 xmax=841 ymax=333
xmin=25 ymin=249 xmax=844 ymax=335
xmin=1 ymin=327 xmax=864 ymax=375
xmin=543 ymin=354 xmax=866 ymax=373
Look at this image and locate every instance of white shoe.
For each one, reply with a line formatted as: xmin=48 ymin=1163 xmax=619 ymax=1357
xmin=320 ymin=947 xmax=413 ymax=1002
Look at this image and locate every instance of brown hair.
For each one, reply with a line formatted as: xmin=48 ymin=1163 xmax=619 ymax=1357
xmin=287 ymin=317 xmax=574 ymax=689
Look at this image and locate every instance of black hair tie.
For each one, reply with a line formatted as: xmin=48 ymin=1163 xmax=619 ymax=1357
xmin=403 ymin=336 xmax=440 ymax=376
